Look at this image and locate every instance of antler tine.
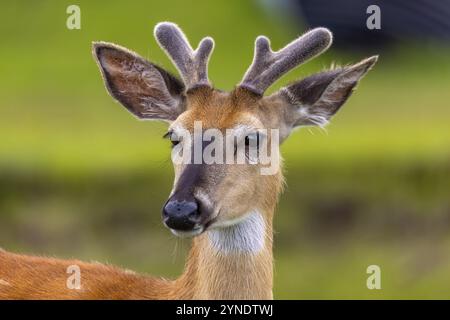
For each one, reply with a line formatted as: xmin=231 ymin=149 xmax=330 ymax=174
xmin=154 ymin=22 xmax=214 ymax=90
xmin=239 ymin=28 xmax=333 ymax=95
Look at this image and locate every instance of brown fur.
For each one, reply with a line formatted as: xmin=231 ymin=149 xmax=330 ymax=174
xmin=0 ymin=230 xmax=275 ymax=299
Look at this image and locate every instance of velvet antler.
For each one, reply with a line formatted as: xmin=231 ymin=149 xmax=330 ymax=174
xmin=239 ymin=28 xmax=333 ymax=95
xmin=154 ymin=22 xmax=214 ymax=90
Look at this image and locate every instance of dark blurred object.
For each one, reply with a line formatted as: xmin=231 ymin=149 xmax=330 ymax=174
xmin=272 ymin=0 xmax=450 ymax=48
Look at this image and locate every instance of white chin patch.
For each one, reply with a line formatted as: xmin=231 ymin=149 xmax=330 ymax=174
xmin=207 ymin=211 xmax=265 ymax=254
xmin=170 ymin=226 xmax=203 ymax=238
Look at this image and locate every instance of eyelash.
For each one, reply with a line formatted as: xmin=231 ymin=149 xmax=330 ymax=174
xmin=163 ymin=132 xmax=180 ymax=147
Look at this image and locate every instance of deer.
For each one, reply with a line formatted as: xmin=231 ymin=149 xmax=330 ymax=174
xmin=0 ymin=22 xmax=377 ymax=299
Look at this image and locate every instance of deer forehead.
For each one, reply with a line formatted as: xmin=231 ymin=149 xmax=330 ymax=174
xmin=171 ymin=96 xmax=264 ymax=132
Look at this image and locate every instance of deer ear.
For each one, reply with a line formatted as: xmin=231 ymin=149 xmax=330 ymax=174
xmin=272 ymin=56 xmax=377 ymax=138
xmin=93 ymin=42 xmax=185 ymax=121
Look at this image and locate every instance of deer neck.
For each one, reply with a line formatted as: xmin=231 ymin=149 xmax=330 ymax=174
xmin=174 ymin=209 xmax=274 ymax=299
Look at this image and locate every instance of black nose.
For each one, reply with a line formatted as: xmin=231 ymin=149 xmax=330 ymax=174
xmin=162 ymin=200 xmax=199 ymax=231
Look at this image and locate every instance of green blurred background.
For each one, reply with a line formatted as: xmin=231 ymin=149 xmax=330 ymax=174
xmin=1 ymin=0 xmax=449 ymax=299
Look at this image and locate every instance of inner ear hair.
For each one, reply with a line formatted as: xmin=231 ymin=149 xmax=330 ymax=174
xmin=280 ymin=55 xmax=378 ymax=127
xmin=93 ymin=42 xmax=185 ymax=121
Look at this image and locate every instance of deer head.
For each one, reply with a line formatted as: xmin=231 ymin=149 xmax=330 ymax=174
xmin=93 ymin=22 xmax=377 ymax=239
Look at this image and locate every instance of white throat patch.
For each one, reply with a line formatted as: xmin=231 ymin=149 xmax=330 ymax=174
xmin=207 ymin=211 xmax=266 ymax=254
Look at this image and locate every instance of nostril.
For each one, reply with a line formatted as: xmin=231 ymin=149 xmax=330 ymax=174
xmin=162 ymin=200 xmax=199 ymax=231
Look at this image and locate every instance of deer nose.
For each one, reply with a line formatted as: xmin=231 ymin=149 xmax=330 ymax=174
xmin=162 ymin=200 xmax=199 ymax=231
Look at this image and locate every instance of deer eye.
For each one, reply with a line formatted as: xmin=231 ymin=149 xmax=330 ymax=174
xmin=163 ymin=131 xmax=181 ymax=147
xmin=244 ymin=133 xmax=260 ymax=149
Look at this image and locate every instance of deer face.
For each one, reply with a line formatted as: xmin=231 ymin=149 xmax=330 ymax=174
xmin=161 ymin=88 xmax=282 ymax=236
xmin=94 ymin=22 xmax=377 ymax=237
